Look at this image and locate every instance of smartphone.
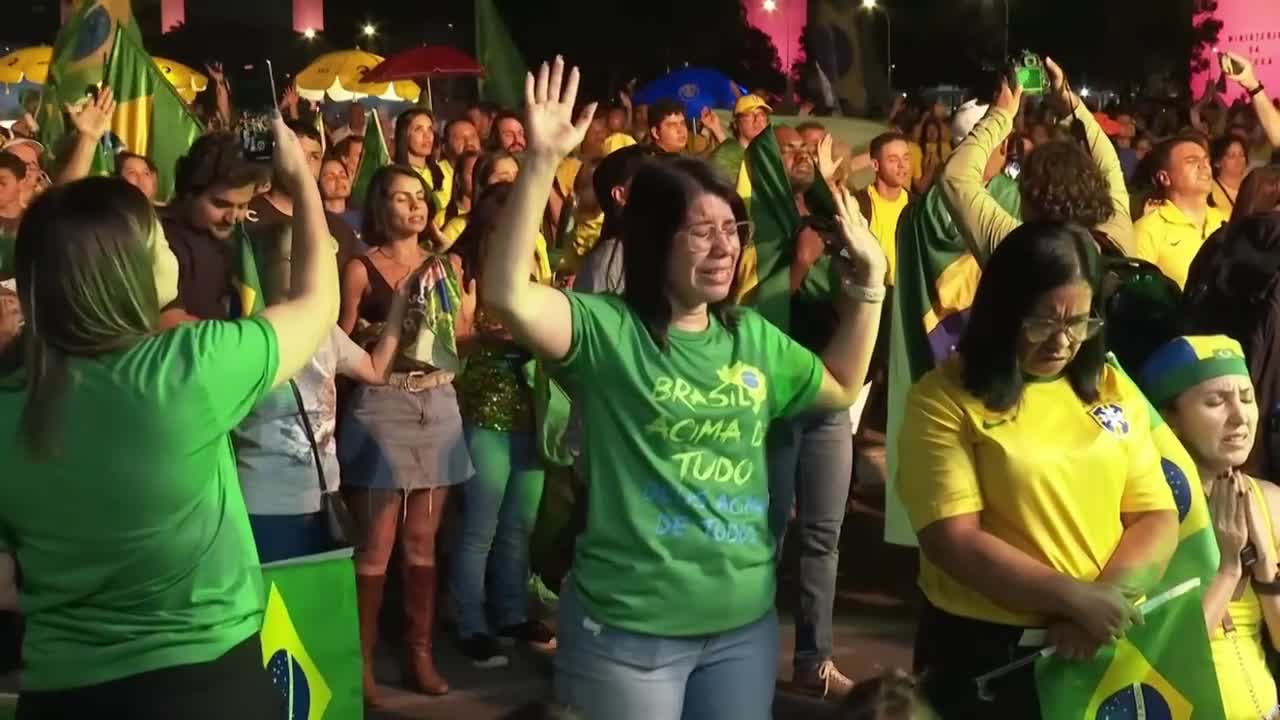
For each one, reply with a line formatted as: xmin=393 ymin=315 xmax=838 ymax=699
xmin=232 ymin=60 xmax=278 ymax=162
xmin=1012 ymin=52 xmax=1045 ymax=95
xmin=1216 ymin=49 xmax=1243 ymax=76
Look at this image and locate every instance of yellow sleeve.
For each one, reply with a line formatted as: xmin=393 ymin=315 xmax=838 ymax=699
xmin=1132 ymin=215 xmax=1159 ymax=266
xmin=938 ymin=108 xmax=1020 ymax=264
xmin=896 ymin=372 xmax=984 ymax=531
xmin=441 ymin=216 xmax=467 ymax=246
xmin=534 ymin=232 xmax=553 ymax=285
xmin=1070 ymin=104 xmax=1134 ymax=255
xmin=909 ymin=143 xmax=923 ymax=182
xmin=1118 ymin=383 xmax=1178 ymax=514
xmin=431 ymin=160 xmax=454 ymax=228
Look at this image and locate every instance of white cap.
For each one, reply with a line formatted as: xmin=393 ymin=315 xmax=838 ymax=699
xmin=950 ymin=99 xmax=989 ymax=142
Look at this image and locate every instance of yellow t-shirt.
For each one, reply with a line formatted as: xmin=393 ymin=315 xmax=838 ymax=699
xmin=896 ymin=358 xmax=1175 ymax=626
xmin=868 ymin=185 xmax=908 ymax=287
xmin=1210 ymin=478 xmax=1280 ymax=720
xmin=1133 ymin=201 xmax=1227 ymax=290
xmin=414 ymin=160 xmax=454 ymax=229
xmin=440 ymin=213 xmax=468 ymax=251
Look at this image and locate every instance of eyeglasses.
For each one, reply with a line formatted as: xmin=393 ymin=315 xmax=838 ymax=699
xmin=679 ymin=221 xmax=753 ymax=250
xmin=1022 ymin=316 xmax=1104 ymax=344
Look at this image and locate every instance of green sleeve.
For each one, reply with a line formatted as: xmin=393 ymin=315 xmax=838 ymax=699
xmin=554 ymin=291 xmax=628 ymax=384
xmin=938 ymin=108 xmax=1019 ymax=264
xmin=751 ymin=311 xmax=823 ymax=419
xmin=172 ymin=317 xmax=281 ymax=435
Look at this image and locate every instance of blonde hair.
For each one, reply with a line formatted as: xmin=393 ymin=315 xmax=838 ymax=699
xmin=838 ymin=669 xmax=937 ymax=720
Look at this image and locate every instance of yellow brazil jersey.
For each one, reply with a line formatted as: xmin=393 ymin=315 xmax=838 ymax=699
xmin=1133 ymin=201 xmax=1227 ymax=290
xmin=413 ymin=160 xmax=454 ymax=229
xmin=868 ymin=184 xmax=908 ymax=287
xmin=896 ymin=357 xmax=1176 ymax=626
xmin=1210 ymin=477 xmax=1280 ymax=720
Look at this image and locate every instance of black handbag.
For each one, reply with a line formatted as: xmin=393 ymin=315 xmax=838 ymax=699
xmin=288 ymin=380 xmax=356 ymax=549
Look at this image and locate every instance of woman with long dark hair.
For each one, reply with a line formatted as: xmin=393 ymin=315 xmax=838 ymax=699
xmin=0 ymin=117 xmax=336 ymax=718
xmin=482 ymin=57 xmax=886 ymax=720
xmin=898 ymin=222 xmax=1179 ymax=716
xmin=337 ymin=164 xmax=474 ymax=703
xmin=1210 ymin=135 xmax=1249 ymax=213
xmin=393 ymin=108 xmax=452 ymax=221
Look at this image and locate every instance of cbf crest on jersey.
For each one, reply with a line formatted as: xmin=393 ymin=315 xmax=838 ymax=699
xmin=1090 ymin=403 xmax=1130 ymax=436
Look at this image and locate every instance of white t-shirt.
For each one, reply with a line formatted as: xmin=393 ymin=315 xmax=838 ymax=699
xmin=234 ymin=326 xmax=366 ymax=515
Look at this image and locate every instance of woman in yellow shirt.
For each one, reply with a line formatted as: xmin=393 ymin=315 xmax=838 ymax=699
xmin=897 ymin=221 xmax=1179 ymax=717
xmin=1138 ymin=336 xmax=1280 ymax=720
xmin=393 ymin=108 xmax=453 ymax=220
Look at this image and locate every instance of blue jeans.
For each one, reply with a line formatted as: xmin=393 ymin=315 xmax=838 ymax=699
xmin=248 ymin=513 xmax=332 ymax=564
xmin=766 ymin=409 xmax=853 ymax=673
xmin=451 ymin=425 xmax=545 ymax=637
xmin=555 ymin=581 xmax=778 ymax=720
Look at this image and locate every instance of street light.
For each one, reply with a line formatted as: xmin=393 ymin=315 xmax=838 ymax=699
xmin=362 ymin=23 xmax=377 ymax=37
xmin=763 ymin=0 xmax=777 ymax=11
xmin=302 ymin=28 xmax=316 ymax=40
xmin=861 ymin=0 xmax=892 ymax=94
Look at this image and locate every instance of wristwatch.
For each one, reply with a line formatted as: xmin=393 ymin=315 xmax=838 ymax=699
xmin=1248 ymin=83 xmax=1266 ymax=98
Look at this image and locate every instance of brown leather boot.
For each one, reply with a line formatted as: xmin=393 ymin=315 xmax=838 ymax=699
xmin=355 ymin=574 xmax=386 ymax=707
xmin=402 ymin=564 xmax=450 ymax=696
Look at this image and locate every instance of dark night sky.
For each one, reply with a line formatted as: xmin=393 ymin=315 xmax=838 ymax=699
xmin=5 ymin=0 xmax=1200 ymax=99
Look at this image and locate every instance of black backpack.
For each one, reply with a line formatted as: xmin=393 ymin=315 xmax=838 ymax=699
xmin=1098 ymin=256 xmax=1182 ymax=375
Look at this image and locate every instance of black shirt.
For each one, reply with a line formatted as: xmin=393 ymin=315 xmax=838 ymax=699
xmin=160 ymin=208 xmax=235 ymax=320
xmin=246 ymin=195 xmax=366 ymax=273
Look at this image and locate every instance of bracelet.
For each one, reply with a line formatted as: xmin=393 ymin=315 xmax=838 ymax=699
xmin=839 ymin=278 xmax=886 ymax=303
xmin=1249 ymin=83 xmax=1266 ymax=98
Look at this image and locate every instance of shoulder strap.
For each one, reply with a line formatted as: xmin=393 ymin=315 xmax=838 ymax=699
xmin=288 ymin=380 xmax=327 ymax=494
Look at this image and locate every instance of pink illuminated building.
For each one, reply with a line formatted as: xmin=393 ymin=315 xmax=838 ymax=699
xmin=744 ymin=0 xmax=808 ymax=72
xmin=161 ymin=0 xmax=325 ymax=33
xmin=1192 ymin=0 xmax=1280 ymax=101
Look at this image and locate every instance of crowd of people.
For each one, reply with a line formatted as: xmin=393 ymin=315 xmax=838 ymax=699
xmin=1 ymin=24 xmax=1280 ymax=720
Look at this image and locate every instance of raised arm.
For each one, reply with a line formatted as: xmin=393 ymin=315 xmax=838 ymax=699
xmin=259 ymin=114 xmax=340 ymax=388
xmin=1223 ymin=52 xmax=1280 ymax=149
xmin=54 ymin=88 xmax=116 ymax=186
xmin=481 ymin=57 xmax=596 ymax=361
xmin=939 ymin=82 xmax=1021 ymax=264
xmin=1045 ymin=58 xmax=1134 ymax=255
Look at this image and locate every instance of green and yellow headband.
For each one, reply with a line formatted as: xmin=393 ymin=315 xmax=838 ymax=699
xmin=1138 ymin=335 xmax=1250 ymax=407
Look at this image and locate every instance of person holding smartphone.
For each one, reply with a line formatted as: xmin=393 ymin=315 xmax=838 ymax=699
xmin=0 ymin=114 xmax=337 ymax=717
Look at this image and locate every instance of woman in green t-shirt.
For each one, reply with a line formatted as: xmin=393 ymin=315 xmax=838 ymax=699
xmin=0 ymin=116 xmax=340 ymax=718
xmin=480 ymin=58 xmax=887 ymax=720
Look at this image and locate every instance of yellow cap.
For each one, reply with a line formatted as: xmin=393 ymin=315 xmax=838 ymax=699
xmin=734 ymin=94 xmax=772 ymax=116
xmin=602 ymin=132 xmax=638 ymax=156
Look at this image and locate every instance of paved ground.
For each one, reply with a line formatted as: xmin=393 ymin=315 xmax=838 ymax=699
xmin=0 ymin=490 xmax=917 ymax=720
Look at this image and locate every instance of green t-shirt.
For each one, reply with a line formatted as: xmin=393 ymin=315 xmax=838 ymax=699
xmin=555 ymin=293 xmax=823 ymax=636
xmin=0 ymin=317 xmax=280 ymax=691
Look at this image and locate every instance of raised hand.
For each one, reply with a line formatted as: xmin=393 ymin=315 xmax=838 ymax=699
xmin=65 ymin=86 xmax=116 ymax=141
xmin=994 ymin=77 xmax=1023 ymax=117
xmin=831 ymin=185 xmax=888 ymax=287
xmin=1044 ymin=56 xmax=1075 ymax=109
xmin=270 ymin=112 xmax=312 ymax=192
xmin=816 ymin=133 xmax=845 ymax=186
xmin=1221 ymin=52 xmax=1261 ymax=91
xmin=525 ymin=56 xmax=597 ymax=161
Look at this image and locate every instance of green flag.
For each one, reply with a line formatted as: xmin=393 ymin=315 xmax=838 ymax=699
xmin=1035 ymin=579 xmax=1225 ymax=719
xmin=738 ymin=126 xmax=836 ymax=332
xmin=260 ymin=549 xmax=363 ymax=720
xmin=349 ymin=110 xmax=389 ymax=210
xmin=102 ymin=27 xmax=204 ymax=202
xmin=38 ymin=0 xmax=139 ymax=175
xmin=883 ymin=178 xmax=1020 ymax=545
xmin=475 ymin=0 xmax=526 ymax=110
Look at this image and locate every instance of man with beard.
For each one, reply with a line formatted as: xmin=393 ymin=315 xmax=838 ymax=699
xmin=766 ymin=124 xmax=858 ymax=700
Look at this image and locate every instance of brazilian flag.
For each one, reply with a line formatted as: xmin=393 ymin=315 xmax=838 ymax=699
xmin=231 ymin=224 xmax=265 ymax=319
xmin=1033 ymin=357 xmax=1225 ymax=719
xmin=260 ymin=549 xmax=363 ymax=719
xmin=349 ymin=110 xmax=390 ymax=210
xmin=882 ymin=178 xmax=1022 ymax=546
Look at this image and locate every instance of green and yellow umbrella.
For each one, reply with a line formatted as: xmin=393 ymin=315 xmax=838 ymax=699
xmin=0 ymin=45 xmax=52 ymax=85
xmin=295 ymin=48 xmax=419 ymax=103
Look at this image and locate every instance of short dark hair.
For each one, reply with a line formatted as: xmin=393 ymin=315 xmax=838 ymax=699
xmin=174 ymin=132 xmax=270 ymax=199
xmin=1149 ymin=132 xmax=1208 ymax=187
xmin=114 ymin=151 xmax=156 ymax=177
xmin=286 ymin=119 xmax=324 ymax=148
xmin=621 ymin=157 xmax=744 ymax=347
xmin=333 ymin=136 xmax=363 ymax=157
xmin=795 ymin=121 xmax=826 ymax=134
xmin=1210 ymin=133 xmax=1247 ymax=170
xmin=869 ymin=131 xmax=909 ymax=159
xmin=647 ymin=99 xmax=687 ymax=131
xmin=361 ymin=164 xmax=434 ymax=246
xmin=469 ymin=101 xmax=501 ymax=118
xmin=1020 ymin=141 xmax=1115 ymax=227
xmin=957 ymin=221 xmax=1105 ymax=412
xmin=0 ymin=152 xmax=26 ymax=181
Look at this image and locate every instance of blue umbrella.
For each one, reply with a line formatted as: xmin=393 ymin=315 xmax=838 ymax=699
xmin=633 ymin=67 xmax=745 ymax=118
